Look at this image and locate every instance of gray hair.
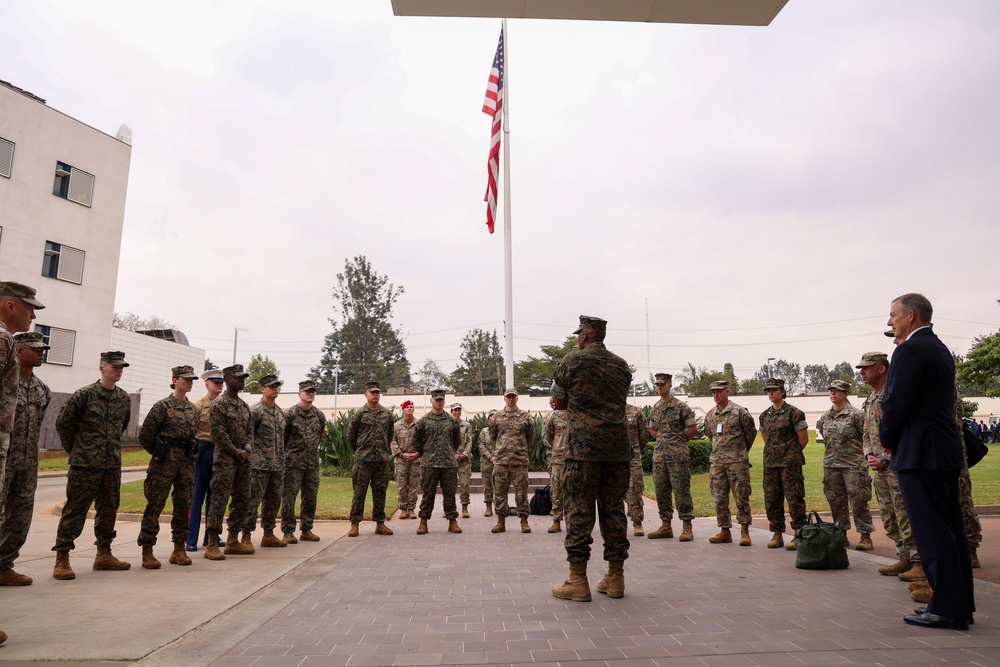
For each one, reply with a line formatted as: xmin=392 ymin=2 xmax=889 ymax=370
xmin=893 ymin=293 xmax=933 ymax=324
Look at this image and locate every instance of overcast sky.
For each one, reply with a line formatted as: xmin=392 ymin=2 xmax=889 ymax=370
xmin=4 ymin=0 xmax=999 ymax=387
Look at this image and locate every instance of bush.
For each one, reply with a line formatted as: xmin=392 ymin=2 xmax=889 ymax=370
xmin=320 ymin=408 xmax=400 ymax=476
xmin=641 ymin=438 xmax=712 ymax=475
xmin=641 ymin=441 xmax=654 ymax=473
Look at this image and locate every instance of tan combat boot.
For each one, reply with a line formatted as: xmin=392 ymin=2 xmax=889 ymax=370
xmin=416 ymin=518 xmax=428 ymax=534
xmin=767 ymin=531 xmax=784 ymax=549
xmin=521 ymin=517 xmax=531 ymax=534
xmin=899 ymin=563 xmax=927 ymax=582
xmin=0 ymin=568 xmax=33 ymax=586
xmin=240 ymin=531 xmax=256 ymax=554
xmin=462 ymin=504 xmax=470 ymax=519
xmin=908 ymin=580 xmax=931 ymax=592
xmin=552 ymin=561 xmax=592 ymax=602
xmin=283 ymin=532 xmax=298 ymax=544
xmin=141 ymin=545 xmax=161 ymax=569
xmin=223 ymin=530 xmax=252 ymax=555
xmin=204 ymin=534 xmax=226 ymax=561
xmin=53 ymin=551 xmax=75 ymax=580
xmin=842 ymin=530 xmax=850 ymax=547
xmin=93 ymin=545 xmax=131 ymax=571
xmin=300 ymin=529 xmax=320 ymax=542
xmin=911 ymin=586 xmax=933 ymax=604
xmin=878 ymin=559 xmax=911 ymax=576
xmin=679 ymin=520 xmax=693 ymax=542
xmin=169 ymin=542 xmax=192 ymax=566
xmin=785 ymin=537 xmax=797 ymax=551
xmin=595 ymin=559 xmax=625 ymax=599
xmin=739 ymin=525 xmax=752 ymax=547
xmin=0 ymin=630 xmax=6 ymax=645
xmin=856 ymin=533 xmax=874 ymax=551
xmin=708 ymin=528 xmax=732 ymax=544
xmin=347 ymin=523 xmax=360 ymax=538
xmin=484 ymin=502 xmax=493 ymax=517
xmin=375 ymin=522 xmax=394 ymax=535
xmin=261 ymin=529 xmax=287 ymax=547
xmin=647 ymin=521 xmax=673 ymax=539
xmin=632 ymin=522 xmax=644 ymax=537
xmin=549 ymin=519 xmax=562 ymax=534
xmin=448 ymin=519 xmax=462 ymax=533
xmin=491 ymin=515 xmax=506 ymax=533
xmin=970 ymin=546 xmax=980 ymax=568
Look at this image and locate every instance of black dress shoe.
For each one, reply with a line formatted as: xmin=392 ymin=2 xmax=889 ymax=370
xmin=185 ymin=544 xmax=198 ymax=552
xmin=914 ymin=607 xmax=973 ymax=625
xmin=903 ymin=611 xmax=969 ymax=631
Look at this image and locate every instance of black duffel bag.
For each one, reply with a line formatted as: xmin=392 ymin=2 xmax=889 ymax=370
xmin=529 ymin=485 xmax=552 ymax=516
xmin=795 ymin=511 xmax=849 ymax=570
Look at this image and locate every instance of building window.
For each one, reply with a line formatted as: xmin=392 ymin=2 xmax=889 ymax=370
xmin=52 ymin=161 xmax=94 ymax=207
xmin=0 ymin=137 xmax=12 ymax=178
xmin=42 ymin=241 xmax=85 ymax=284
xmin=34 ymin=324 xmax=76 ymax=366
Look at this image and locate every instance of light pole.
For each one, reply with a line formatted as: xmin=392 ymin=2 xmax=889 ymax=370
xmin=767 ymin=357 xmax=775 ymax=379
xmin=232 ymin=327 xmax=249 ymax=365
xmin=332 ymin=359 xmax=341 ymax=413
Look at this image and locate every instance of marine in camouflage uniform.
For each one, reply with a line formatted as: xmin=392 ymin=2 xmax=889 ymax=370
xmin=816 ymin=379 xmax=874 ymax=549
xmin=0 ymin=332 xmax=50 ymax=585
xmin=281 ymin=380 xmax=326 ymax=542
xmin=704 ymin=380 xmax=756 ymax=546
xmin=478 ymin=412 xmax=497 ymax=516
xmin=551 ymin=316 xmax=632 ymax=602
xmin=953 ymin=394 xmax=983 ymax=567
xmin=624 ymin=404 xmax=649 ymax=535
xmin=52 ymin=351 xmax=133 ymax=578
xmin=391 ymin=400 xmax=420 ymax=519
xmin=759 ymin=377 xmax=809 ymax=549
xmin=452 ymin=403 xmax=474 ymax=517
xmin=136 ymin=365 xmax=199 ymax=568
xmin=544 ymin=402 xmax=568 ymax=533
xmin=490 ymin=388 xmax=534 ymax=532
xmin=647 ymin=373 xmax=698 ymax=541
xmin=246 ymin=375 xmax=287 ymax=547
xmin=414 ymin=389 xmax=462 ymax=533
xmin=346 ymin=381 xmax=394 ymax=536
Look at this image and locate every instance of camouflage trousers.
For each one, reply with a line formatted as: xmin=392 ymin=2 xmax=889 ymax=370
xmin=207 ymin=452 xmax=252 ymax=536
xmin=281 ymin=466 xmax=320 ymax=534
xmin=960 ymin=474 xmax=982 ymax=549
xmin=394 ymin=459 xmax=421 ymax=512
xmin=0 ymin=466 xmax=37 ymax=568
xmin=350 ymin=460 xmax=390 ymax=524
xmin=493 ymin=463 xmax=528 ymax=518
xmin=419 ymin=466 xmax=458 ymax=521
xmin=873 ymin=468 xmax=918 ymax=562
xmin=246 ymin=468 xmax=283 ymax=532
xmin=652 ymin=458 xmax=694 ymax=521
xmin=138 ymin=447 xmax=195 ymax=546
xmin=457 ymin=458 xmax=472 ymax=506
xmin=562 ymin=459 xmax=630 ymax=563
xmin=549 ymin=461 xmax=564 ymax=518
xmin=822 ymin=466 xmax=875 ymax=533
xmin=763 ymin=465 xmax=807 ymax=532
xmin=481 ymin=457 xmax=495 ymax=505
xmin=709 ymin=461 xmax=752 ymax=528
xmin=626 ymin=461 xmax=645 ymax=524
xmin=53 ymin=466 xmax=121 ymax=552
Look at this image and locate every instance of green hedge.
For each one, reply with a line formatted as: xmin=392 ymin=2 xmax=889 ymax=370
xmin=641 ymin=438 xmax=712 ymax=475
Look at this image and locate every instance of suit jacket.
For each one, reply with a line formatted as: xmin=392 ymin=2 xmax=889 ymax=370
xmin=880 ymin=327 xmax=964 ymax=471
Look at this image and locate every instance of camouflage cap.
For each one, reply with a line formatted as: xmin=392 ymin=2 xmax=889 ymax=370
xmin=504 ymin=387 xmax=518 ymax=396
xmin=430 ymin=388 xmax=446 ymax=400
xmin=172 ymin=365 xmax=198 ymax=379
xmin=450 ymin=402 xmax=463 ymax=411
xmin=709 ymin=380 xmax=730 ymax=391
xmin=763 ymin=377 xmax=785 ymax=390
xmin=0 ymin=282 xmax=45 ymax=309
xmin=13 ymin=331 xmax=49 ymax=349
xmin=202 ymin=368 xmax=224 ymax=381
xmin=828 ymin=379 xmax=851 ymax=392
xmin=653 ymin=373 xmax=672 ymax=385
xmin=223 ymin=364 xmax=249 ymax=379
xmin=364 ymin=381 xmax=381 ymax=392
xmin=856 ymin=351 xmax=889 ymax=368
xmin=573 ymin=315 xmax=607 ymax=334
xmin=259 ymin=374 xmax=282 ymax=388
xmin=100 ymin=351 xmax=130 ymax=367
xmin=298 ymin=380 xmax=317 ymax=391
xmin=550 ymin=381 xmax=567 ymax=400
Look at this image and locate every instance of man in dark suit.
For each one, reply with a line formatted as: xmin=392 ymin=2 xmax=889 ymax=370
xmin=879 ymin=293 xmax=974 ymax=630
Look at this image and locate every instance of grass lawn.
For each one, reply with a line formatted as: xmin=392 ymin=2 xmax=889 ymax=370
xmin=643 ymin=431 xmax=1000 ymax=517
xmin=40 ymin=449 xmax=153 ymax=471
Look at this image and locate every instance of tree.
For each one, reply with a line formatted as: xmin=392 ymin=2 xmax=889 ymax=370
xmin=245 ymin=353 xmax=279 ymax=394
xmin=767 ymin=358 xmax=804 ymax=396
xmin=957 ymin=332 xmax=1000 ymax=397
xmin=204 ymin=358 xmax=215 ymax=371
xmin=675 ymin=362 xmax=725 ymax=397
xmin=307 ymin=256 xmax=409 ymax=394
xmin=804 ymin=364 xmax=832 ymax=393
xmin=451 ymin=328 xmax=503 ymax=395
xmin=113 ymin=312 xmax=176 ymax=331
xmin=513 ymin=336 xmax=577 ymax=394
xmin=963 ymin=400 xmax=979 ymax=419
xmin=414 ymin=359 xmax=450 ymax=392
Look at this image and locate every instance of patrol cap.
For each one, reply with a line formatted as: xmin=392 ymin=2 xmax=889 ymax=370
xmin=100 ymin=351 xmax=130 ymax=367
xmin=202 ymin=368 xmax=224 ymax=382
xmin=551 ymin=381 xmax=567 ymax=400
xmin=654 ymin=373 xmax=672 ymax=385
xmin=451 ymin=402 xmax=463 ymax=411
xmin=364 ymin=381 xmax=381 ymax=392
xmin=856 ymin=351 xmax=889 ymax=368
xmin=430 ymin=388 xmax=446 ymax=400
xmin=13 ymin=331 xmax=49 ymax=349
xmin=223 ymin=364 xmax=249 ymax=379
xmin=259 ymin=374 xmax=282 ymax=388
xmin=0 ymin=282 xmax=45 ymax=309
xmin=172 ymin=365 xmax=198 ymax=379
xmin=298 ymin=380 xmax=317 ymax=392
xmin=763 ymin=377 xmax=785 ymax=390
xmin=401 ymin=400 xmax=414 ymax=409
xmin=828 ymin=379 xmax=851 ymax=392
xmin=504 ymin=387 xmax=518 ymax=397
xmin=573 ymin=315 xmax=607 ymax=334
xmin=709 ymin=380 xmax=730 ymax=391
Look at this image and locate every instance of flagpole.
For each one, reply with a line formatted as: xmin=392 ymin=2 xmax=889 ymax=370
xmin=502 ymin=18 xmax=514 ymax=390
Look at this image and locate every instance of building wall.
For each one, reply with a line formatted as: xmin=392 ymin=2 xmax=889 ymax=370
xmin=111 ymin=329 xmax=206 ymax=422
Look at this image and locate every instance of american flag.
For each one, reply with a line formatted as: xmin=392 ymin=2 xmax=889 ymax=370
xmin=482 ymin=28 xmax=504 ymax=234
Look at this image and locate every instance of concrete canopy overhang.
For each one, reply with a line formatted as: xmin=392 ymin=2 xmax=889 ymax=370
xmin=390 ymin=0 xmax=789 ymax=27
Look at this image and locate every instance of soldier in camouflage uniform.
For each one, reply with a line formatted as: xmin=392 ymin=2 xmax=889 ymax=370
xmin=452 ymin=403 xmax=474 ymax=518
xmin=246 ymin=375 xmax=287 ymax=548
xmin=704 ymin=380 xmax=756 ymax=546
xmin=759 ymin=377 xmax=809 ymax=550
xmin=414 ymin=389 xmax=463 ymax=534
xmin=391 ymin=400 xmax=420 ymax=519
xmin=187 ymin=368 xmax=225 ymax=551
xmin=624 ymin=404 xmax=649 ymax=536
xmin=346 ymin=381 xmax=394 ymax=537
xmin=551 ymin=316 xmax=632 ymax=602
xmin=204 ymin=364 xmax=255 ymax=560
xmin=52 ymin=351 xmax=133 ymax=579
xmin=647 ymin=373 xmax=698 ymax=541
xmin=816 ymin=379 xmax=875 ymax=550
xmin=0 ymin=332 xmax=50 ymax=586
xmin=490 ymin=388 xmax=534 ymax=534
xmin=281 ymin=380 xmax=326 ymax=543
xmin=953 ymin=396 xmax=983 ymax=569
xmin=479 ymin=410 xmax=498 ymax=516
xmin=544 ymin=398 xmax=568 ymax=533
xmin=136 ymin=365 xmax=199 ymax=569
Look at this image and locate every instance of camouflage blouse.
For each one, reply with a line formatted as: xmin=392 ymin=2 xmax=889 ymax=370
xmin=704 ymin=401 xmax=756 ymax=465
xmin=347 ymin=404 xmax=393 ymax=462
xmin=413 ymin=411 xmax=461 ymax=468
xmin=759 ymin=402 xmax=808 ymax=468
xmin=56 ymin=381 xmax=131 ymax=469
xmin=138 ymin=394 xmax=198 ymax=454
xmin=648 ymin=396 xmax=696 ymax=462
xmin=625 ymin=405 xmax=650 ymax=463
xmin=8 ymin=373 xmax=51 ymax=470
xmin=544 ymin=409 xmax=569 ymax=463
xmin=816 ymin=403 xmax=865 ymax=469
xmin=489 ymin=409 xmax=533 ymax=465
xmin=283 ymin=404 xmax=326 ymax=469
xmin=250 ymin=400 xmax=286 ymax=470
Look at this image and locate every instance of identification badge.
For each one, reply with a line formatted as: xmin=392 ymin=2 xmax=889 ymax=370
xmin=716 ymin=423 xmax=723 ymax=434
